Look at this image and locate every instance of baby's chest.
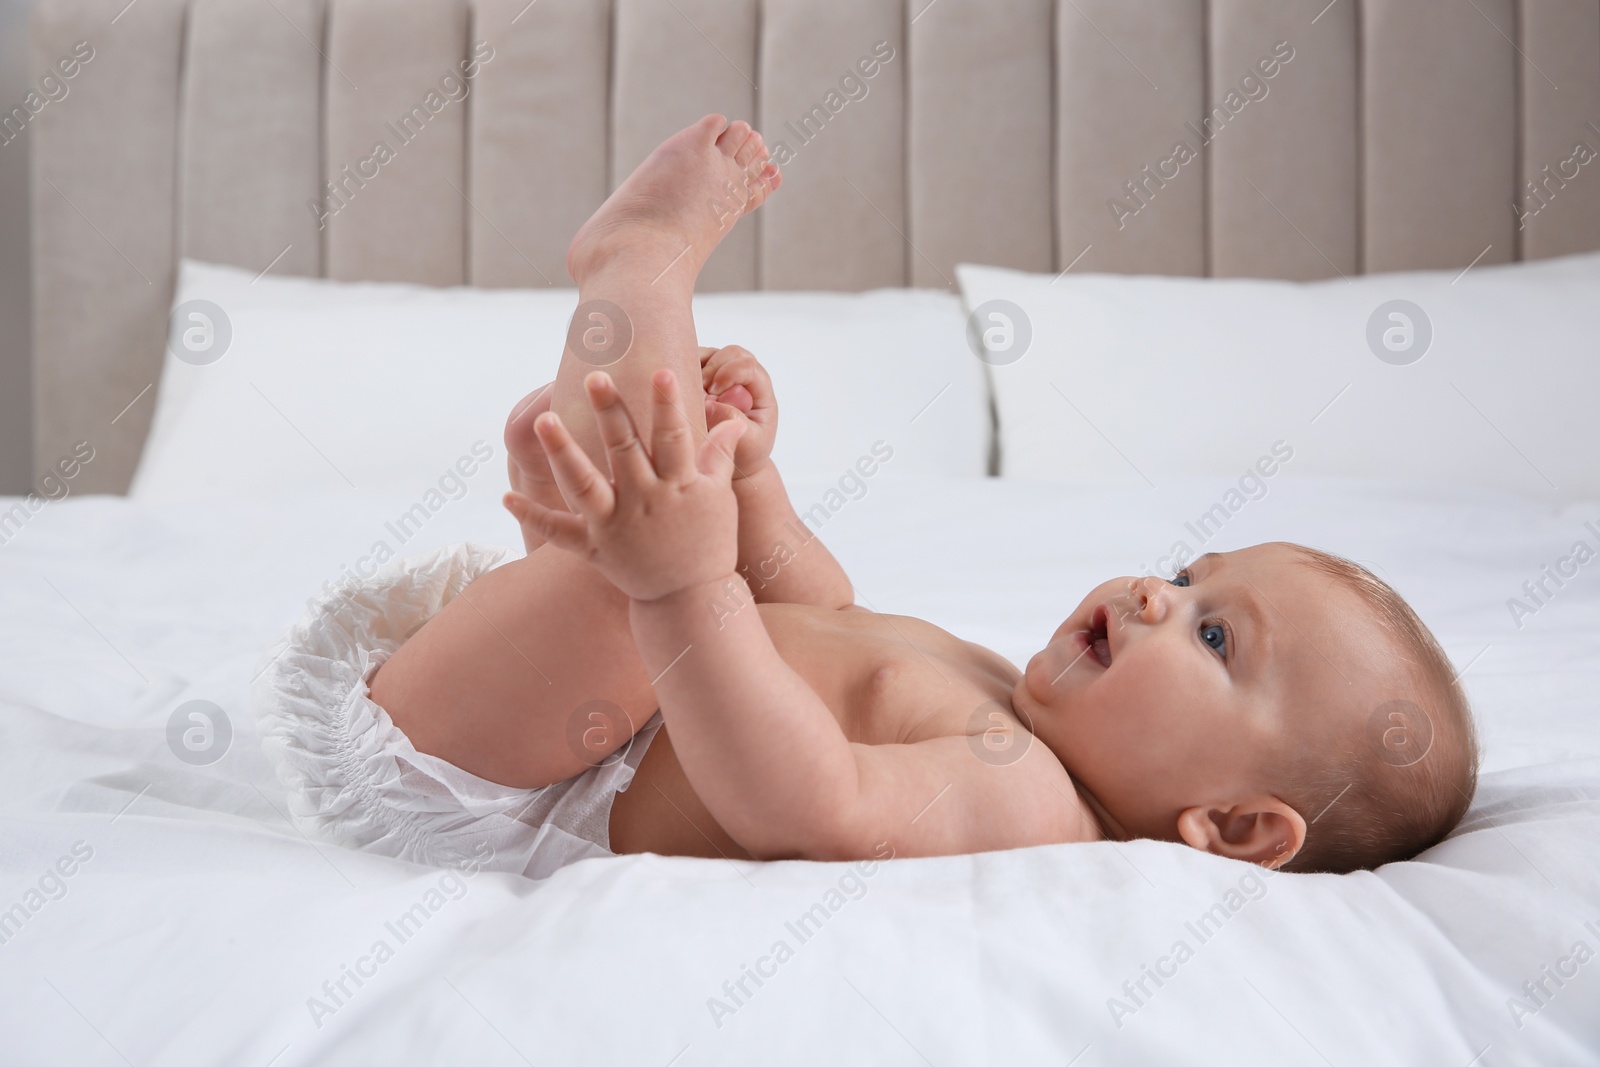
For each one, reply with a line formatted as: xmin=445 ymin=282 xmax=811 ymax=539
xmin=787 ymin=630 xmax=1013 ymax=747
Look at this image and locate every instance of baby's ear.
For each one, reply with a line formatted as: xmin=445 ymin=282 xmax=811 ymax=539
xmin=1176 ymin=797 xmax=1306 ymax=869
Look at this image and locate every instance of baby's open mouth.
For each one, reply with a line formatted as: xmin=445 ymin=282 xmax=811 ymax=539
xmin=1088 ymin=604 xmax=1112 ymax=668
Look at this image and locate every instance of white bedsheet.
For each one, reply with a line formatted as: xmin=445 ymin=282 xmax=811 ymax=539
xmin=1 ymin=476 xmax=1597 ymax=1066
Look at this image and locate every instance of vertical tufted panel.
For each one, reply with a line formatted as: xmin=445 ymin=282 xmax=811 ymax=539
xmin=467 ymin=0 xmax=610 ymax=288
xmin=31 ymin=0 xmax=187 ymax=495
xmin=758 ymin=0 xmax=906 ymax=290
xmin=323 ymin=0 xmax=469 ymax=285
xmin=612 ymin=0 xmax=758 ymax=291
xmin=1517 ymin=0 xmax=1600 ymax=261
xmin=1208 ymin=0 xmax=1358 ymax=280
xmin=1363 ymin=0 xmax=1517 ymax=273
xmin=30 ymin=0 xmax=1600 ymax=493
xmin=1056 ymin=0 xmax=1206 ymax=277
xmin=907 ymin=0 xmax=1054 ymax=288
xmin=180 ymin=0 xmax=323 ymax=279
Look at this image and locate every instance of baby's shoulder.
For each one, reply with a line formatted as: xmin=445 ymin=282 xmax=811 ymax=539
xmin=924 ymin=721 xmax=1104 ymax=846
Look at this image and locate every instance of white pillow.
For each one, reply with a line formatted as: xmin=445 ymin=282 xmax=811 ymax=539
xmin=957 ymin=255 xmax=1600 ymax=504
xmin=132 ymin=261 xmax=987 ymax=500
xmin=1466 ymin=248 xmax=1600 ymax=279
xmin=695 ymin=288 xmax=988 ymax=484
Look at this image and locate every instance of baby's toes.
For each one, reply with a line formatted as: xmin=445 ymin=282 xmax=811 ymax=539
xmin=715 ymin=119 xmax=751 ymax=157
xmin=734 ymin=128 xmax=765 ymax=169
xmin=746 ymin=161 xmax=780 ymax=209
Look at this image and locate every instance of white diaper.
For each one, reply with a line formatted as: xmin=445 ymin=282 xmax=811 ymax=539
xmin=252 ymin=542 xmax=663 ymax=881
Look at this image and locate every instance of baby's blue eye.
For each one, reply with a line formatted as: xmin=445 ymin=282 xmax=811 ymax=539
xmin=1201 ymin=622 xmax=1227 ymax=657
xmin=1170 ymin=572 xmax=1191 ymax=588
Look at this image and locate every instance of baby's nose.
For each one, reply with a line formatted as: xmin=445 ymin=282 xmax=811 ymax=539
xmin=1122 ymin=576 xmax=1168 ymax=622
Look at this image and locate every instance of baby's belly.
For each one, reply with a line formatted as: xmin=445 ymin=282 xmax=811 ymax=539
xmin=608 ymin=602 xmax=1018 ymax=858
xmin=609 ymin=725 xmax=754 ymax=858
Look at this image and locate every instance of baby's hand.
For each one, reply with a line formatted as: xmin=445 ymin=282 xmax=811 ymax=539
xmin=700 ymin=345 xmax=777 ymax=480
xmin=521 ymin=370 xmax=747 ymax=602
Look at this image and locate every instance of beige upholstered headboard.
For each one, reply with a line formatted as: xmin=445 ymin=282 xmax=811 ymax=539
xmin=29 ymin=0 xmax=1600 ymax=494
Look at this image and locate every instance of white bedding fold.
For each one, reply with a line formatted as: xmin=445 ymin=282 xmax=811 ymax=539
xmin=1 ymin=477 xmax=1596 ymax=1065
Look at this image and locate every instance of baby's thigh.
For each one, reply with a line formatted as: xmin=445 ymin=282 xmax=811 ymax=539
xmin=370 ymin=548 xmax=658 ymax=790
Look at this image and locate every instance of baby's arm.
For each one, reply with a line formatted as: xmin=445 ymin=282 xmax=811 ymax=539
xmin=700 ymin=345 xmax=854 ymax=611
xmin=731 ymin=464 xmax=853 ymax=610
xmin=523 ymin=370 xmax=1085 ymax=860
xmin=634 ymin=573 xmax=1087 ymax=860
xmin=508 ymin=347 xmax=854 ymax=609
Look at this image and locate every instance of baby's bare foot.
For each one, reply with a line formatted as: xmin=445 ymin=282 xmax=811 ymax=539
xmin=503 ymin=383 xmax=569 ymax=553
xmin=566 ymin=114 xmax=781 ymax=285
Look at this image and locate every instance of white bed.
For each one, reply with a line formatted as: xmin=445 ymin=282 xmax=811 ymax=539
xmin=3 ymin=466 xmax=1599 ymax=1064
xmin=15 ymin=1 xmax=1600 ymax=1060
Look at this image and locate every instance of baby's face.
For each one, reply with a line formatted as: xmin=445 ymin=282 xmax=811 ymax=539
xmin=1015 ymin=543 xmax=1395 ymax=842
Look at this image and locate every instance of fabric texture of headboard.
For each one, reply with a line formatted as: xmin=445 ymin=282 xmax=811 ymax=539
xmin=28 ymin=0 xmax=1600 ymax=493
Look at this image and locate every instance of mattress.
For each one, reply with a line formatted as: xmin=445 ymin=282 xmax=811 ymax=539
xmin=1 ymin=476 xmax=1596 ymax=1065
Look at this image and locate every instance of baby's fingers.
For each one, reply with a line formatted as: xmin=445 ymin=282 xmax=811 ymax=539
xmin=584 ymin=372 xmax=655 ymax=488
xmin=504 ymin=492 xmax=591 ymax=555
xmin=697 ymin=417 xmax=747 ymax=481
xmin=706 ymin=347 xmax=770 ymax=400
xmin=704 ymin=396 xmax=750 ymax=431
xmin=534 ymin=410 xmax=615 ymax=519
xmin=711 ymin=383 xmax=755 ymax=414
xmin=648 ymin=370 xmax=695 ymax=482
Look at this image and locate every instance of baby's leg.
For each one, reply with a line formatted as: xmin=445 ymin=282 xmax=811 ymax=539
xmin=502 ymin=383 xmax=570 ymax=553
xmin=553 ymin=113 xmax=778 ymax=473
xmin=370 ymin=116 xmax=778 ymax=791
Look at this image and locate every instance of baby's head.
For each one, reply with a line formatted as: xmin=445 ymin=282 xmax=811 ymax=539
xmin=1017 ymin=543 xmax=1478 ymax=873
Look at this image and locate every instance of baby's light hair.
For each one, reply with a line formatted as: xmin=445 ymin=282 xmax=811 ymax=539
xmin=1273 ymin=545 xmax=1479 ymax=873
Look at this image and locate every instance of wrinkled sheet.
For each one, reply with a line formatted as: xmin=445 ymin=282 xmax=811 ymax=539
xmin=1 ymin=476 xmax=1596 ymax=1065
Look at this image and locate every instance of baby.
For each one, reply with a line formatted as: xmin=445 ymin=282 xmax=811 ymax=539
xmin=263 ymin=116 xmax=1478 ymax=880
